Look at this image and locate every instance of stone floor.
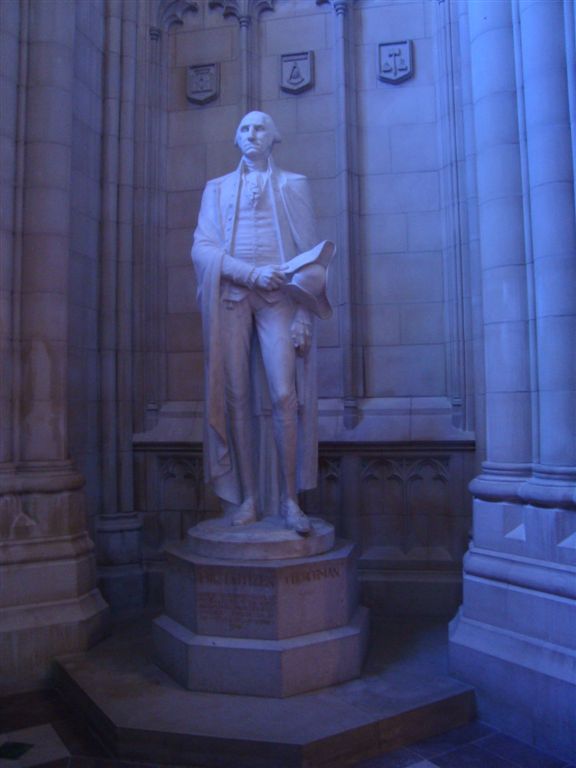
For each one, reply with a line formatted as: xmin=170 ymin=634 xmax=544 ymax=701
xmin=52 ymin=618 xmax=476 ymax=766
xmin=0 ymin=689 xmax=573 ymax=768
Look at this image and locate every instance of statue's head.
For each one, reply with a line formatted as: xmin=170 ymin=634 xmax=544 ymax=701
xmin=235 ymin=111 xmax=281 ymax=161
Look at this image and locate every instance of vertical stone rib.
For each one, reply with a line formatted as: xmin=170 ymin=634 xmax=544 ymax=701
xmin=20 ymin=0 xmax=75 ymax=463
xmin=319 ymin=0 xmax=363 ymax=428
xmin=436 ymin=0 xmax=472 ymax=431
xmin=239 ymin=16 xmax=250 ymax=114
xmin=136 ymin=19 xmax=163 ymax=426
xmin=99 ymin=0 xmax=139 ymax=514
xmin=456 ymin=0 xmax=485 ymax=455
xmin=467 ymin=0 xmax=533 ymax=501
xmin=0 ymin=0 xmax=22 ymax=465
xmin=117 ymin=0 xmax=138 ymax=515
xmin=100 ymin=0 xmax=122 ymax=514
xmin=517 ymin=0 xmax=576 ymax=507
xmin=96 ymin=0 xmax=143 ymax=611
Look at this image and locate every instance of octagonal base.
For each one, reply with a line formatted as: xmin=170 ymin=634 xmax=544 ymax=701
xmin=153 ymin=607 xmax=369 ymax=697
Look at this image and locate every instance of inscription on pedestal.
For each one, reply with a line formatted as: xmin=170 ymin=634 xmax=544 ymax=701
xmin=283 ymin=565 xmax=341 ymax=585
xmin=197 ymin=592 xmax=274 ymax=630
xmin=195 ymin=566 xmax=275 ymax=634
xmin=195 ymin=566 xmax=274 ymax=588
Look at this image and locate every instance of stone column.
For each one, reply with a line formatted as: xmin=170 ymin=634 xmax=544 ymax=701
xmin=0 ymin=0 xmax=108 ymax=688
xmin=317 ymin=0 xmax=363 ymax=428
xmin=95 ymin=0 xmax=144 ymax=613
xmin=450 ymin=1 xmax=576 ymax=759
xmin=465 ymin=0 xmax=533 ymax=502
xmin=517 ymin=0 xmax=576 ymax=508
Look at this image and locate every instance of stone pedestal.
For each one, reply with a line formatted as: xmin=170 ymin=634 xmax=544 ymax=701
xmin=153 ymin=518 xmax=368 ymax=697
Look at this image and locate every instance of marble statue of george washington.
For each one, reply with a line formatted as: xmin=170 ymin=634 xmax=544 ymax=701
xmin=191 ymin=111 xmax=334 ymax=536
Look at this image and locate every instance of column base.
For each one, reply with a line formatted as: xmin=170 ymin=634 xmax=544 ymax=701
xmin=0 ymin=590 xmax=109 ymax=693
xmin=96 ymin=514 xmax=145 ymax=613
xmin=449 ymin=497 xmax=576 ymax=761
xmin=0 ymin=487 xmax=110 ymax=691
xmin=450 ymin=610 xmax=576 ymax=762
xmin=98 ymin=564 xmax=145 ymax=615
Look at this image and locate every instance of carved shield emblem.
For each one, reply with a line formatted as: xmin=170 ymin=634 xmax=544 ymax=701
xmin=281 ymin=52 xmax=315 ymax=94
xmin=187 ymin=64 xmax=219 ymax=105
xmin=378 ymin=41 xmax=413 ymax=84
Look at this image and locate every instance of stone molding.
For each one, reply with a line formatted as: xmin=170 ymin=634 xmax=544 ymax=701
xmin=465 ymin=546 xmax=576 ymax=601
xmin=0 ymin=462 xmax=84 ymax=495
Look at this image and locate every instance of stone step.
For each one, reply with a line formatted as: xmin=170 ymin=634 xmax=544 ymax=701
xmin=53 ymin=619 xmax=475 ymax=768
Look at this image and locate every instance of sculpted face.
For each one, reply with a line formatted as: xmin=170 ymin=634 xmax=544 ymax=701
xmin=235 ymin=111 xmax=278 ymax=162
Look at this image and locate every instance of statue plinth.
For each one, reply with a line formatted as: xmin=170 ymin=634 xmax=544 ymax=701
xmin=153 ymin=521 xmax=368 ymax=697
xmin=186 ymin=515 xmax=335 ymax=560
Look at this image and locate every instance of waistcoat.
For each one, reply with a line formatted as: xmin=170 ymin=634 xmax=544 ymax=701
xmin=233 ymin=172 xmax=280 ymax=266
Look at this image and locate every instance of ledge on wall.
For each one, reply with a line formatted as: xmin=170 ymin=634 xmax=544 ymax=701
xmin=134 ymin=397 xmax=475 ymax=447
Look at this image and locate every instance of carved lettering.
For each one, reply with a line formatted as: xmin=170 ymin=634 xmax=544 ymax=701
xmin=197 ymin=592 xmax=274 ymax=630
xmin=284 ymin=565 xmax=341 ymax=585
xmin=195 ymin=566 xmax=274 ymax=588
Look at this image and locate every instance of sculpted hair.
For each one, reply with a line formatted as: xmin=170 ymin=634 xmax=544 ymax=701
xmin=234 ymin=111 xmax=282 ymax=146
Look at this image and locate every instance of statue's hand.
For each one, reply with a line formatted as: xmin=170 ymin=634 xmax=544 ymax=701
xmin=291 ymin=319 xmax=312 ymax=357
xmin=254 ymin=265 xmax=287 ymax=291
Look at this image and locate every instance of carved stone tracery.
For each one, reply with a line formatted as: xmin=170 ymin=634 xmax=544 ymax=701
xmin=157 ymin=0 xmax=199 ymax=31
xmin=317 ymin=0 xmax=352 ymax=15
xmin=209 ymin=0 xmax=275 ymax=27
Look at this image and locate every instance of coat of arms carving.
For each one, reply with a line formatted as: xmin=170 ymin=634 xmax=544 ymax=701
xmin=378 ymin=41 xmax=413 ymax=84
xmin=281 ymin=52 xmax=315 ymax=94
xmin=187 ymin=64 xmax=220 ymax=104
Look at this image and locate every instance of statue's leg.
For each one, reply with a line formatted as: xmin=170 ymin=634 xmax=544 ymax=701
xmin=220 ymin=298 xmax=258 ymax=525
xmin=255 ymin=297 xmax=311 ymax=534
